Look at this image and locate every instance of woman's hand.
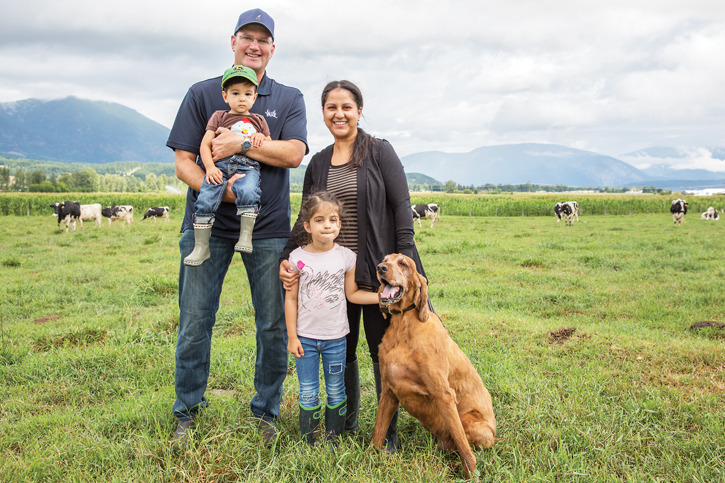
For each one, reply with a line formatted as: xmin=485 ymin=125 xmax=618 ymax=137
xmin=279 ymin=260 xmax=300 ymax=290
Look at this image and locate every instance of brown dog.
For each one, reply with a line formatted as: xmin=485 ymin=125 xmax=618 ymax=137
xmin=372 ymin=253 xmax=496 ymax=479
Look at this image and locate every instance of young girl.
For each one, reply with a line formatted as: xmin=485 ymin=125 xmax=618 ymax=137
xmin=284 ymin=191 xmax=379 ymax=446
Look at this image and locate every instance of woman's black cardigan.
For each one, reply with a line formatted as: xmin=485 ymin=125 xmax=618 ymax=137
xmin=281 ymin=138 xmax=426 ymax=287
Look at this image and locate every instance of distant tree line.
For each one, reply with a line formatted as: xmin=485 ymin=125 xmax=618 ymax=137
xmin=0 ymin=166 xmax=186 ymax=193
xmin=2 ymin=159 xmax=672 ymax=196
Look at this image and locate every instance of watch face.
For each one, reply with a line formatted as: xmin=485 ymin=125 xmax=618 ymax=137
xmin=242 ymin=139 xmax=251 ymax=151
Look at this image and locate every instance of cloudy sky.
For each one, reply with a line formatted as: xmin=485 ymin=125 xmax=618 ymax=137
xmin=2 ymin=0 xmax=724 ymax=171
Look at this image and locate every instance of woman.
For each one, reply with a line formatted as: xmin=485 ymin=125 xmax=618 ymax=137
xmin=280 ymin=80 xmax=427 ymax=450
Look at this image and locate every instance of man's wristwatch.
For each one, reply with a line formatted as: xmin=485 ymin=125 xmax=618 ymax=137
xmin=241 ymin=136 xmax=251 ymax=154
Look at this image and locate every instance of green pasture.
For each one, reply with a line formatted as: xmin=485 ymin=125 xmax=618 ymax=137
xmin=0 ymin=208 xmax=723 ymax=482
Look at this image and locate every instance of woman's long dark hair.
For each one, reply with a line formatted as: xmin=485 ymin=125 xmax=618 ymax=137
xmin=321 ymin=80 xmax=376 ymax=169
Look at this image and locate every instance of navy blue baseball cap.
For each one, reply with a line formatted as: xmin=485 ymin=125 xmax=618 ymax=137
xmin=234 ymin=8 xmax=274 ymax=39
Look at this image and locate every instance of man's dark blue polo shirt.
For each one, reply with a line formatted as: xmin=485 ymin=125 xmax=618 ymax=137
xmin=167 ymin=72 xmax=308 ymax=239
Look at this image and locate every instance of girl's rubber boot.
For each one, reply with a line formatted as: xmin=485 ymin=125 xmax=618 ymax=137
xmin=324 ymin=399 xmax=347 ymax=448
xmin=299 ymin=403 xmax=322 ymax=446
xmin=183 ymin=223 xmax=213 ymax=266
xmin=234 ymin=213 xmax=256 ymax=253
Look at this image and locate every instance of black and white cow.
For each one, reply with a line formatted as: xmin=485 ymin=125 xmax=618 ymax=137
xmin=554 ymin=201 xmax=579 ymax=223
xmin=79 ymin=203 xmax=103 ymax=228
xmin=412 ymin=203 xmax=439 ymax=228
xmin=101 ymin=205 xmax=134 ymax=225
xmin=50 ymin=201 xmax=81 ymax=232
xmin=670 ymin=199 xmax=688 ymax=225
xmin=142 ymin=206 xmax=170 ymax=222
xmin=701 ymin=206 xmax=719 ymax=220
xmin=560 ymin=203 xmax=577 ymax=226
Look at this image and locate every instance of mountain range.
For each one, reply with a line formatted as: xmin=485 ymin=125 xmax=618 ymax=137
xmin=1 ymin=97 xmax=724 ymax=189
xmin=0 ymin=97 xmax=172 ymax=164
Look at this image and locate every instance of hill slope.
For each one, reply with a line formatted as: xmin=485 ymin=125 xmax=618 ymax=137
xmin=0 ymin=97 xmax=172 ymax=164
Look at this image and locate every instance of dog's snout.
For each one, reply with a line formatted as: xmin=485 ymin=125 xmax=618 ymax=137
xmin=377 ymin=263 xmax=388 ymax=275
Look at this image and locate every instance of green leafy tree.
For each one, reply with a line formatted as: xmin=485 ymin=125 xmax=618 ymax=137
xmin=0 ymin=167 xmax=10 ymax=190
xmin=28 ymin=170 xmax=45 ymax=185
xmin=13 ymin=168 xmax=26 ymax=190
xmin=71 ymin=169 xmax=100 ymax=192
xmin=445 ymin=180 xmax=457 ymax=193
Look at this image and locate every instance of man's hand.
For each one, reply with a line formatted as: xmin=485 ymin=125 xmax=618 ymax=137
xmin=223 ymin=173 xmax=245 ymax=202
xmin=211 ymin=127 xmax=243 ymax=162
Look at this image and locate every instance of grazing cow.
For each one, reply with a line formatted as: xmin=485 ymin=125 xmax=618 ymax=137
xmin=101 ymin=205 xmax=134 ymax=225
xmin=701 ymin=206 xmax=719 ymax=220
xmin=50 ymin=201 xmax=81 ymax=232
xmin=554 ymin=201 xmax=579 ymax=223
xmin=412 ymin=203 xmax=439 ymax=228
xmin=142 ymin=206 xmax=170 ymax=222
xmin=79 ymin=203 xmax=103 ymax=227
xmin=670 ymin=199 xmax=688 ymax=225
xmin=560 ymin=203 xmax=576 ymax=226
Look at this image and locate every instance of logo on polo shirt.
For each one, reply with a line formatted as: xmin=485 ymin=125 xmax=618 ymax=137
xmin=265 ymin=109 xmax=278 ymax=119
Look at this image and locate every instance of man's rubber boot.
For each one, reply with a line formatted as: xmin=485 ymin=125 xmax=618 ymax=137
xmin=324 ymin=399 xmax=347 ymax=447
xmin=234 ymin=212 xmax=256 ymax=253
xmin=373 ymin=361 xmax=399 ymax=453
xmin=299 ymin=403 xmax=322 ymax=446
xmin=344 ymin=358 xmax=360 ymax=434
xmin=183 ymin=223 xmax=213 ymax=266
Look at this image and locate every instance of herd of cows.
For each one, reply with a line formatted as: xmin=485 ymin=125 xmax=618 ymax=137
xmin=50 ymin=201 xmax=169 ymax=232
xmin=48 ymin=199 xmax=722 ymax=232
xmin=670 ymin=198 xmax=721 ymax=225
xmin=554 ymin=199 xmax=721 ymax=226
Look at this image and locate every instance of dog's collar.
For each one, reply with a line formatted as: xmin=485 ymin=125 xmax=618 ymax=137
xmin=380 ymin=303 xmax=417 ymax=316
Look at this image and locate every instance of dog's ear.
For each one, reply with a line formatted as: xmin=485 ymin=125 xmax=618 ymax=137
xmin=416 ymin=272 xmax=429 ymax=322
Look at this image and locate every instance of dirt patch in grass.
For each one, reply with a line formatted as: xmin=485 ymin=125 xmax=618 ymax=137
xmin=689 ymin=321 xmax=725 ymax=330
xmin=33 ymin=315 xmax=62 ymax=324
xmin=550 ymin=327 xmax=576 ymax=344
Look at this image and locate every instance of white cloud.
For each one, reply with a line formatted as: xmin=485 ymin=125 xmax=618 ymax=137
xmin=1 ymin=0 xmax=725 ymax=160
xmin=621 ymin=146 xmax=725 ymax=172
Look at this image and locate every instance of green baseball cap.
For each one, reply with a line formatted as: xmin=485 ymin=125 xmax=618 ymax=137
xmin=221 ymin=65 xmax=258 ymax=88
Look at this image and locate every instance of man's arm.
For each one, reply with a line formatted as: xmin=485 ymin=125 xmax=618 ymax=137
xmin=211 ymin=128 xmax=305 ymax=168
xmin=174 ymin=149 xmax=241 ymax=203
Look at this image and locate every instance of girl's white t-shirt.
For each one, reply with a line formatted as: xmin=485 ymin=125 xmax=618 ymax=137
xmin=289 ymin=244 xmax=356 ymax=340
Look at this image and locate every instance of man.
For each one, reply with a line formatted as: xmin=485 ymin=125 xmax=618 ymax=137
xmin=166 ymin=8 xmax=308 ymax=444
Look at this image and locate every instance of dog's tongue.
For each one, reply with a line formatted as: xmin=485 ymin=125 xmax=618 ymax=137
xmin=381 ymin=284 xmax=400 ymax=299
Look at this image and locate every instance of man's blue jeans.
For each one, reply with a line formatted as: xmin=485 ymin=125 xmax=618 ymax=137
xmin=173 ymin=231 xmax=288 ymax=422
xmin=193 ymin=155 xmax=261 ymax=223
xmin=295 ymin=336 xmax=347 ymax=410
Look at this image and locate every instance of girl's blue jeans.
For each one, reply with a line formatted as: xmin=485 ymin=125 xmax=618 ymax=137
xmin=295 ymin=336 xmax=347 ymax=410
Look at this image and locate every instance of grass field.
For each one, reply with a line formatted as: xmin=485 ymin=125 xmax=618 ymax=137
xmin=1 ymin=210 xmax=723 ymax=482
